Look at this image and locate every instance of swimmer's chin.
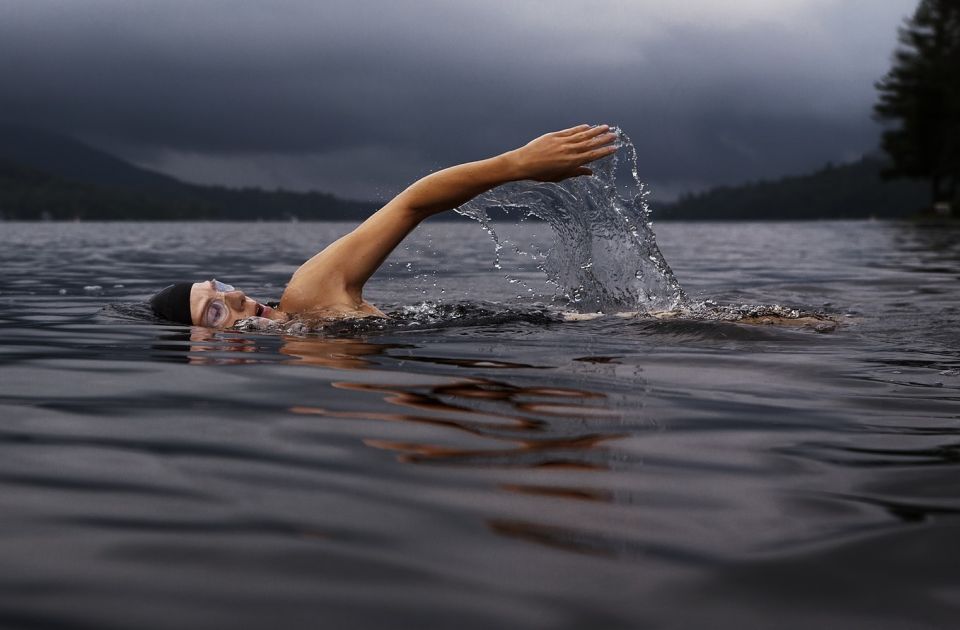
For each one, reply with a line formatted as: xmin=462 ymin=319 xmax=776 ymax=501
xmin=230 ymin=306 xmax=290 ymax=330
xmin=264 ymin=306 xmax=291 ymax=323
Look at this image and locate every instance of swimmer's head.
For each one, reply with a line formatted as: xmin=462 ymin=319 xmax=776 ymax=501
xmin=149 ymin=280 xmax=284 ymax=328
xmin=149 ymin=282 xmax=193 ymax=325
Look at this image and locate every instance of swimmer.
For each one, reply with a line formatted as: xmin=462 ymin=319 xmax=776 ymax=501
xmin=149 ymin=124 xmax=618 ymax=328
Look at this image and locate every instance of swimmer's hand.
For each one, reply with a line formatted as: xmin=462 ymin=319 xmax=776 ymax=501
xmin=507 ymin=124 xmax=618 ymax=183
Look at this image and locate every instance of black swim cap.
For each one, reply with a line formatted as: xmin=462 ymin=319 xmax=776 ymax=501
xmin=149 ymin=283 xmax=195 ymax=325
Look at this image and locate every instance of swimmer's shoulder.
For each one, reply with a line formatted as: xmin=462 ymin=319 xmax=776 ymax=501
xmin=288 ymin=300 xmax=386 ymax=322
xmin=279 ymin=281 xmax=376 ymax=317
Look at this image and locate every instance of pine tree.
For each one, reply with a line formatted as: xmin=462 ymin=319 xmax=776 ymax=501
xmin=874 ymin=0 xmax=960 ymax=208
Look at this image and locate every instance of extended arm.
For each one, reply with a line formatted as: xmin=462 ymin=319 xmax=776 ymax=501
xmin=280 ymin=124 xmax=617 ymax=315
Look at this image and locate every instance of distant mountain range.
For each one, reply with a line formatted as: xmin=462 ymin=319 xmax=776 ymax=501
xmin=0 ymin=124 xmax=378 ymax=220
xmin=653 ymin=156 xmax=928 ymax=220
xmin=0 ymin=123 xmax=930 ymax=221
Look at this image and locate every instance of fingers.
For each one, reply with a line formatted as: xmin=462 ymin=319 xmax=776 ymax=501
xmin=574 ymin=133 xmax=616 ymax=151
xmin=569 ymin=124 xmax=611 ymax=144
xmin=572 ymin=133 xmax=617 ymax=153
xmin=555 ymin=124 xmax=592 ymax=137
xmin=554 ymin=123 xmax=616 ymax=139
xmin=582 ymin=145 xmax=618 ymax=162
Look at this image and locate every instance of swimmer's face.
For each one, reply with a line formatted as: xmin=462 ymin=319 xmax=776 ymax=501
xmin=189 ymin=280 xmax=282 ymax=328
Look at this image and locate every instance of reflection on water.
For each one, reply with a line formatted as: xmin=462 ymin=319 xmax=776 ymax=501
xmin=280 ymin=337 xmax=411 ymax=369
xmin=293 ymin=376 xmax=625 ymax=469
xmin=152 ymin=327 xmax=410 ymax=369
xmin=891 ymin=222 xmax=960 ymax=260
xmin=292 ymin=368 xmax=642 ymax=562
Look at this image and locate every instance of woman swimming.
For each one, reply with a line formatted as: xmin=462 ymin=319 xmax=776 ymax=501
xmin=149 ymin=124 xmax=618 ymax=328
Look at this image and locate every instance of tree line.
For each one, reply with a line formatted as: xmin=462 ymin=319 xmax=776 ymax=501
xmin=0 ymin=160 xmax=377 ymax=221
xmin=655 ymin=156 xmax=925 ymax=221
xmin=875 ymin=0 xmax=960 ymax=210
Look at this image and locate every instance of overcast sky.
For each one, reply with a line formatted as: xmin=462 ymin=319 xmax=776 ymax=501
xmin=0 ymin=0 xmax=917 ymax=201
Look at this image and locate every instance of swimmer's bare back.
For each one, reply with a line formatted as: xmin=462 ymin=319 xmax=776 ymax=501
xmin=277 ymin=125 xmax=618 ymax=320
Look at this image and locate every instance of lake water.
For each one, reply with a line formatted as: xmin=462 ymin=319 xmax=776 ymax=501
xmin=0 ymin=219 xmax=958 ymax=629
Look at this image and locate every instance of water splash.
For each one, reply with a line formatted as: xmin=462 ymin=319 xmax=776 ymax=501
xmin=456 ymin=127 xmax=687 ymax=313
xmin=233 ymin=301 xmax=561 ymax=336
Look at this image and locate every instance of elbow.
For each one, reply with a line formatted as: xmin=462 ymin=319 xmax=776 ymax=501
xmin=396 ymin=181 xmax=452 ymax=219
xmin=403 ymin=201 xmax=436 ymax=221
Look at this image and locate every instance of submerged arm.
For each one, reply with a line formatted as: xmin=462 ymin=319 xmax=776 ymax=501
xmin=280 ymin=124 xmax=617 ymax=314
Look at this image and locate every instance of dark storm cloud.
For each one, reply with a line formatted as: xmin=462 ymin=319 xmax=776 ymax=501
xmin=0 ymin=0 xmax=917 ymax=199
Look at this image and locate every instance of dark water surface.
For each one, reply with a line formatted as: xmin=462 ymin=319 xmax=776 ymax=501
xmin=1 ymin=220 xmax=959 ymax=629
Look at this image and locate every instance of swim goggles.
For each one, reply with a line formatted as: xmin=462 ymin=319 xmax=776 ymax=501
xmin=202 ymin=279 xmax=236 ymax=328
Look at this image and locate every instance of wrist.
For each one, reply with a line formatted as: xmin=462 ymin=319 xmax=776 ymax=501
xmin=497 ymin=149 xmax=525 ymax=182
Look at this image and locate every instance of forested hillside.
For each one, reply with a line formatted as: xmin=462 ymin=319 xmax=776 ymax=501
xmin=655 ymin=157 xmax=928 ymax=221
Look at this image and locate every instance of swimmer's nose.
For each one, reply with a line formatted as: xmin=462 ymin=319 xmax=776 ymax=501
xmin=224 ymin=291 xmax=247 ymax=310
